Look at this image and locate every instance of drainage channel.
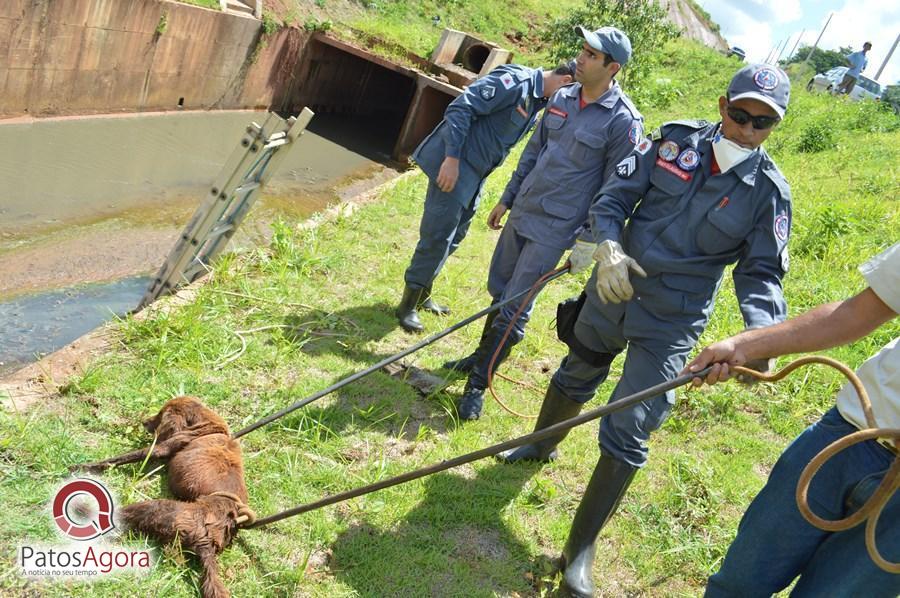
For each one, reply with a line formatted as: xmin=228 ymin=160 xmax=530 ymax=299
xmin=0 ymin=32 xmax=469 ymax=379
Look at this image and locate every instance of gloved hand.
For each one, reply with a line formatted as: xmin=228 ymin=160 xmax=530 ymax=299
xmin=735 ymin=357 xmax=777 ymax=385
xmin=593 ymin=240 xmax=647 ymax=304
xmin=567 ymin=240 xmax=597 ymax=274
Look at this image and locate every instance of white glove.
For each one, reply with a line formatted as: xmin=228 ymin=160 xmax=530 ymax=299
xmin=593 ymin=240 xmax=647 ymax=304
xmin=567 ymin=240 xmax=597 ymax=274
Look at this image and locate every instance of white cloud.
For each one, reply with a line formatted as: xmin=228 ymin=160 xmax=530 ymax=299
xmin=817 ymin=1 xmax=900 ymax=84
xmin=698 ymin=1 xmax=779 ymax=63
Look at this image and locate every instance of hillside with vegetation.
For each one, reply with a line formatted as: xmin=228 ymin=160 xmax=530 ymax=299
xmin=2 ymin=2 xmax=899 ymax=596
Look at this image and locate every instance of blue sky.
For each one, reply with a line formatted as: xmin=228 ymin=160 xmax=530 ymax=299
xmin=698 ymin=0 xmax=900 ymax=84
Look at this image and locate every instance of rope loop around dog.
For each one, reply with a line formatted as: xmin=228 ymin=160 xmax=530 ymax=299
xmin=733 ymin=355 xmax=900 ymax=574
xmin=209 ymin=491 xmax=257 ymax=526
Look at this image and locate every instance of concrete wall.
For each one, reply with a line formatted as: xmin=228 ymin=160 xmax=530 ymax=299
xmin=0 ymin=0 xmax=309 ymax=116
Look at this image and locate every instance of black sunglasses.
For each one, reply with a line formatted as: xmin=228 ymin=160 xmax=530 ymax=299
xmin=726 ymin=105 xmax=780 ymax=130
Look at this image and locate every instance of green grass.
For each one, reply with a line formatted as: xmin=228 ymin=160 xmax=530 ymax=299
xmin=2 ymin=38 xmax=899 ymax=597
xmin=177 ymin=0 xmax=221 ymax=10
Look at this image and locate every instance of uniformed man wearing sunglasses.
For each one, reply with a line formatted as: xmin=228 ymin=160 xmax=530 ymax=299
xmin=498 ymin=63 xmax=793 ymax=597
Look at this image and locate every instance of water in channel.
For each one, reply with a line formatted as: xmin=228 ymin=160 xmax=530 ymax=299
xmin=0 ymin=109 xmax=398 ymax=376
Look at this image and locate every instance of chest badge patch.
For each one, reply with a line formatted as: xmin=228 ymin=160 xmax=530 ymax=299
xmin=548 ymin=106 xmax=568 ymax=118
xmin=656 ymin=158 xmax=692 ymax=181
xmin=658 ymin=140 xmax=680 ymax=162
xmin=774 ymin=214 xmax=789 ymax=241
xmin=480 ymin=85 xmax=496 ymax=101
xmin=616 ymin=155 xmax=637 ymax=178
xmin=628 ymin=121 xmax=643 ymax=145
xmin=675 ymin=148 xmax=700 ymax=171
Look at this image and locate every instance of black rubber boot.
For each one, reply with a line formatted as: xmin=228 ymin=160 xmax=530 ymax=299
xmin=442 ymin=311 xmax=497 ymax=373
xmin=456 ymin=322 xmax=516 ymax=421
xmin=559 ymin=455 xmax=637 ymax=598
xmin=457 ymin=382 xmax=485 ymax=421
xmin=419 ymin=286 xmax=450 ymax=315
xmin=495 ymin=381 xmax=583 ymax=463
xmin=395 ymin=285 xmax=424 ymax=333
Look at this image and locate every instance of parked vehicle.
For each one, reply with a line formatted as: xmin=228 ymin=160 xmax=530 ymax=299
xmin=806 ymin=66 xmax=883 ymax=101
xmin=728 ymin=46 xmax=746 ymax=61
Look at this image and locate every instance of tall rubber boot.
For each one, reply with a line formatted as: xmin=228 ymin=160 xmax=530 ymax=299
xmin=442 ymin=311 xmax=497 ymax=373
xmin=395 ymin=286 xmax=424 ymax=333
xmin=419 ymin=285 xmax=450 ymax=315
xmin=456 ymin=325 xmax=516 ymax=421
xmin=560 ymin=455 xmax=637 ymax=598
xmin=495 ymin=381 xmax=583 ymax=463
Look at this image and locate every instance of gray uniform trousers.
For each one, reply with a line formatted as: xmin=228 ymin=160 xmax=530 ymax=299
xmin=403 ymin=181 xmax=479 ymax=290
xmin=551 ymin=268 xmax=705 ymax=468
xmin=485 ymin=223 xmax=566 ymax=345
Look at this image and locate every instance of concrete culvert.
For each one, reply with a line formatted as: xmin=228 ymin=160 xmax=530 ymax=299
xmin=461 ymin=43 xmax=491 ymax=73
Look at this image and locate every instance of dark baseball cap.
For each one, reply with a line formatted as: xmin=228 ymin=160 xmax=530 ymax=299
xmin=727 ymin=63 xmax=791 ymax=118
xmin=575 ymin=26 xmax=632 ymax=65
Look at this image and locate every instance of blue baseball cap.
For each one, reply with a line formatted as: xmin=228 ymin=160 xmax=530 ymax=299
xmin=575 ymin=26 xmax=632 ymax=65
xmin=727 ymin=64 xmax=791 ymax=118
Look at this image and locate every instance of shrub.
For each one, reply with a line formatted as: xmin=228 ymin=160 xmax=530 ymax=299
xmin=540 ymin=0 xmax=681 ymax=93
xmin=796 ymin=120 xmax=837 ymax=153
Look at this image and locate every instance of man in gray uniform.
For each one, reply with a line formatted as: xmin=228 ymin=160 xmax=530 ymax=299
xmin=446 ymin=26 xmax=643 ymax=421
xmin=498 ymin=63 xmax=793 ymax=597
xmin=396 ymin=62 xmax=575 ymax=333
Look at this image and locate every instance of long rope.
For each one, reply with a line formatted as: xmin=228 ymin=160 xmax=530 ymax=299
xmin=232 ymin=266 xmax=570 ymax=438
xmin=483 ymin=265 xmax=569 ymax=419
xmin=242 ymin=365 xmax=713 ymax=529
xmin=733 ymin=356 xmax=900 ymax=574
xmin=244 ymin=356 xmax=900 ymax=575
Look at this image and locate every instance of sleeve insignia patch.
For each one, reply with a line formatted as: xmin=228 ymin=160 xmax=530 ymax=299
xmin=616 ymin=155 xmax=637 ymax=178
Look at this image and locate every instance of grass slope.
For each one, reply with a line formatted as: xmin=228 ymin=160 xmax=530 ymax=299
xmin=1 ymin=38 xmax=898 ymax=597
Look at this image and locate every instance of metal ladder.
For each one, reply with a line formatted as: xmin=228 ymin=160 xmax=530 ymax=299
xmin=137 ymin=108 xmax=314 ymax=312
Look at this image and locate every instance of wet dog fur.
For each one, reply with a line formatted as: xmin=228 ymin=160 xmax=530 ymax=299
xmin=79 ymin=396 xmax=250 ymax=598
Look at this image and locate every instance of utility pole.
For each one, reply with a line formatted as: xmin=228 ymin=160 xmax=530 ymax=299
xmin=803 ymin=13 xmax=833 ymax=69
xmin=875 ymin=32 xmax=899 ymax=81
xmin=766 ymin=41 xmax=781 ymax=64
xmin=787 ymin=30 xmax=805 ymax=61
xmin=775 ymin=36 xmax=792 ymax=63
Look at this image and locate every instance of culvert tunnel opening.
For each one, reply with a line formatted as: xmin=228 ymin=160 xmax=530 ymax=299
xmin=295 ymin=39 xmax=420 ymax=163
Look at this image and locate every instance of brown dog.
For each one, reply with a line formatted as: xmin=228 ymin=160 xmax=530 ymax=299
xmin=80 ymin=396 xmax=254 ymax=598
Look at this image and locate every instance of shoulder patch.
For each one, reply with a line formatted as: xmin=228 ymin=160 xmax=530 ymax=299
xmin=499 ymin=73 xmax=515 ymax=90
xmin=628 ymin=121 xmax=643 ymax=145
xmin=649 ymin=127 xmax=663 ymax=141
xmin=774 ymin=213 xmax=790 ymax=241
xmin=480 ymin=85 xmax=496 ymax=101
xmin=635 ymin=137 xmax=652 ymax=155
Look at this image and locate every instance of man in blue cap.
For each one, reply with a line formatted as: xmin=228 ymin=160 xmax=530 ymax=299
xmin=396 ymin=62 xmax=576 ymax=333
xmin=498 ymin=63 xmax=793 ymax=596
xmin=444 ymin=26 xmax=643 ymax=421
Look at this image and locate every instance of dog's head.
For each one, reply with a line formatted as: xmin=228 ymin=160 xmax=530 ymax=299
xmin=143 ymin=396 xmax=229 ymax=440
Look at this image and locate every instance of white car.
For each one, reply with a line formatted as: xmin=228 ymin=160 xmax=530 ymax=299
xmin=806 ymin=66 xmax=883 ymax=101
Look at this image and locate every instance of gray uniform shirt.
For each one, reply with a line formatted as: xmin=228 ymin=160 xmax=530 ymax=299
xmin=501 ymin=81 xmax=642 ymax=251
xmin=592 ymin=120 xmax=792 ymax=329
